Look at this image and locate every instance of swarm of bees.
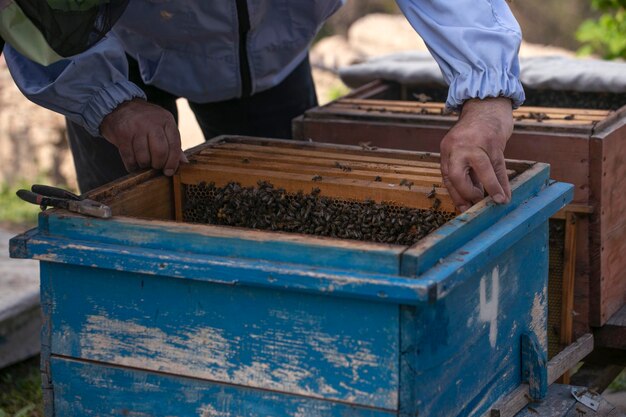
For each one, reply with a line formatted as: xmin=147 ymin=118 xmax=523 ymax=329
xmin=183 ymin=180 xmax=453 ymax=245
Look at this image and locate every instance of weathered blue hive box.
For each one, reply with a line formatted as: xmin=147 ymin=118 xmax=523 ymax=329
xmin=11 ymin=137 xmax=573 ymax=417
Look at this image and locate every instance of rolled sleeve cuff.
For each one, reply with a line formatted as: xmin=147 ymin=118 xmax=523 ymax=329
xmin=446 ymin=69 xmax=526 ymax=111
xmin=82 ymin=80 xmax=147 ymax=137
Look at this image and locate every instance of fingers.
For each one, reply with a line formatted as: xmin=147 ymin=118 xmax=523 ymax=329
xmin=163 ymin=120 xmax=183 ymax=176
xmin=440 ymin=151 xmax=472 ymax=212
xmin=100 ymin=99 xmax=184 ymax=176
xmin=447 ymin=151 xmax=485 ymax=202
xmin=470 ymin=152 xmax=507 ymax=204
xmin=491 ymin=150 xmax=512 ymax=201
xmin=147 ymin=129 xmax=169 ymax=171
xmin=133 ymin=134 xmax=151 ymax=169
xmin=441 ymin=140 xmax=510 ymax=212
xmin=117 ymin=138 xmax=139 ymax=173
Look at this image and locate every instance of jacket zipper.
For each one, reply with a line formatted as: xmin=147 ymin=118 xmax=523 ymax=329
xmin=235 ymin=0 xmax=252 ymax=97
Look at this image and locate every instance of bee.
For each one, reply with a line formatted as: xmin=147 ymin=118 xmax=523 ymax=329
xmin=399 ymin=179 xmax=414 ymax=189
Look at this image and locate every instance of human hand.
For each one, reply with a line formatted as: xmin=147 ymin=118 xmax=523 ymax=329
xmin=440 ymin=97 xmax=514 ymax=212
xmin=100 ymin=99 xmax=188 ymax=176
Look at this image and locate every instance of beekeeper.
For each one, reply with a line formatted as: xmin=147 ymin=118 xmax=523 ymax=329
xmin=4 ymin=1 xmax=523 ymax=211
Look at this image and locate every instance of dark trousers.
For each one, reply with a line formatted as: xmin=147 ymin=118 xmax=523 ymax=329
xmin=68 ymin=57 xmax=318 ymax=192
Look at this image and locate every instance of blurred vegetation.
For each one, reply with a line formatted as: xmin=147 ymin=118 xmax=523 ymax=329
xmin=0 ymin=180 xmax=42 ymax=229
xmin=509 ymin=0 xmax=595 ymax=50
xmin=327 ymin=84 xmax=351 ymax=102
xmin=0 ymin=357 xmax=43 ymax=417
xmin=577 ymin=0 xmax=626 ymax=59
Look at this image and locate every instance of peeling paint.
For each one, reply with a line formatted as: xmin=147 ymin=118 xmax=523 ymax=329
xmin=197 ymin=404 xmax=230 ymax=417
xmin=80 ymin=313 xmax=237 ymax=383
xmin=76 ymin=311 xmax=393 ymax=406
xmin=530 ymin=289 xmax=548 ymax=350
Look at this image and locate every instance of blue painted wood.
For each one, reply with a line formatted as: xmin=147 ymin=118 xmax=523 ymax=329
xmin=400 ymin=227 xmax=550 ymax=417
xmin=50 ymin=357 xmax=394 ymax=417
xmin=40 ymin=261 xmax=54 ymax=417
xmin=23 ymin=236 xmax=432 ymax=305
xmin=13 ymin=179 xmax=571 ymax=307
xmin=522 ymin=332 xmax=548 ymax=400
xmin=415 ymin=181 xmax=573 ymax=301
xmin=9 ymin=156 xmax=573 ymax=417
xmin=42 ymin=262 xmax=400 ymax=410
xmin=401 ymin=162 xmax=550 ymax=277
xmin=38 ymin=213 xmax=405 ymax=275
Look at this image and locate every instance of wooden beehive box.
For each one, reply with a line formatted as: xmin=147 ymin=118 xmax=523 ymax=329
xmin=293 ymin=80 xmax=626 ymax=348
xmin=10 ymin=137 xmax=573 ymax=417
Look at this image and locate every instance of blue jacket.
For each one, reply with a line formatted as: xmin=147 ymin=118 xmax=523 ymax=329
xmin=3 ymin=0 xmax=525 ymax=137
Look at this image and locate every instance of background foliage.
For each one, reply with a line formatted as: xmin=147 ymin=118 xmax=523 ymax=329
xmin=577 ymin=0 xmax=626 ymax=59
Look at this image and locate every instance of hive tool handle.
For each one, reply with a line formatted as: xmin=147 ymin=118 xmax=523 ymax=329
xmin=31 ymin=184 xmax=81 ymax=200
xmin=521 ymin=332 xmax=548 ymax=401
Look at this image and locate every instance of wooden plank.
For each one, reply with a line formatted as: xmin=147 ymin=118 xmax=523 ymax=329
xmin=214 ymin=136 xmax=441 ymax=163
xmin=336 ymin=98 xmax=613 ymax=118
xmin=551 ymin=204 xmax=594 ymax=220
xmin=505 ymin=132 xmax=590 ymax=204
xmin=41 ymin=212 xmax=408 ymax=275
xmin=27 ymin=236 xmax=433 ymax=305
xmin=173 ymin=173 xmax=183 ymax=222
xmin=189 ymin=156 xmax=447 ymax=185
xmin=573 ymin=216 xmax=591 ymax=340
xmin=100 ymin=176 xmax=174 ymax=220
xmin=206 ymin=143 xmax=444 ymax=169
xmin=87 ymin=169 xmax=161 ymax=202
xmin=589 ymin=117 xmax=626 ymax=326
xmin=559 ymin=212 xmax=578 ymax=383
xmin=177 ymin=164 xmax=456 ymax=212
xmin=330 ymin=100 xmax=609 ymax=125
xmin=44 ymin=262 xmax=401 ymax=410
xmin=490 ymin=334 xmax=594 ymax=417
xmin=549 ymin=334 xmax=594 ymax=384
xmin=214 ymin=136 xmax=540 ymax=175
xmin=50 ymin=357 xmax=395 ymax=417
xmin=308 ymin=105 xmax=596 ymax=135
xmin=190 ymin=153 xmax=445 ymax=180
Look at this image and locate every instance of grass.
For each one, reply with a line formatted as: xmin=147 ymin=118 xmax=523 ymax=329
xmin=327 ymin=83 xmax=350 ymax=102
xmin=0 ymin=357 xmax=43 ymax=417
xmin=0 ymin=181 xmax=41 ymax=231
